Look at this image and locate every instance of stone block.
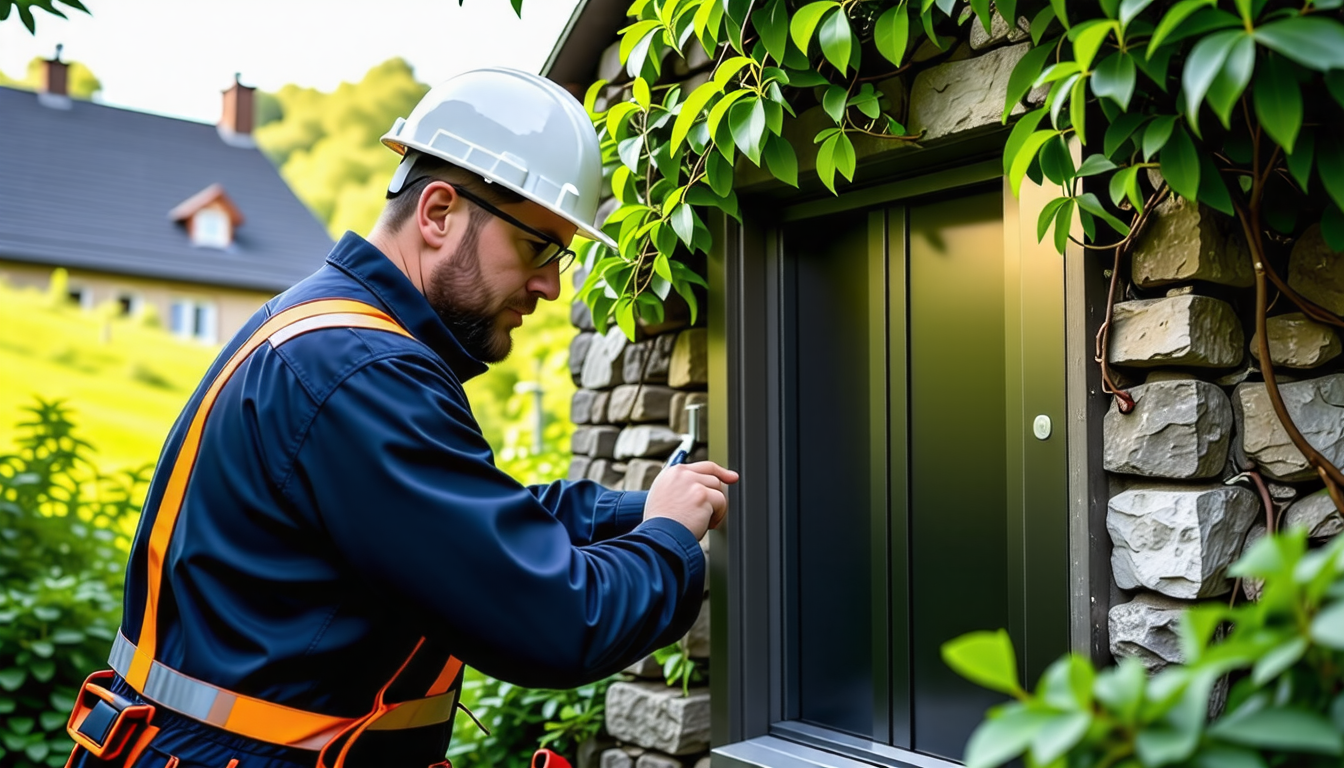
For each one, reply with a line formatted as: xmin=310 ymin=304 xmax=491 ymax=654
xmin=572 ymin=389 xmax=597 ymax=425
xmin=582 ymin=328 xmax=630 ymax=390
xmin=609 ymin=385 xmax=678 ymax=424
xmin=572 ymin=426 xmax=621 ymax=458
xmin=570 ymin=333 xmax=596 ymax=385
xmin=1108 ymin=485 xmax=1259 ymax=599
xmin=568 ymin=456 xmax=592 ymax=482
xmin=1284 ymin=490 xmax=1344 ymax=539
xmin=1103 ymin=379 xmax=1233 ymax=479
xmin=616 ymin=425 xmax=684 ymax=460
xmin=624 ymin=333 xmax=677 ymax=384
xmin=686 ymin=599 xmax=710 ymax=658
xmin=636 ymin=754 xmax=683 ymax=768
xmin=601 ymin=750 xmax=632 ymax=768
xmin=1288 ymin=223 xmax=1344 ymax=315
xmin=1250 ymin=312 xmax=1342 ymax=369
xmin=624 ymin=655 xmax=664 ymax=679
xmin=1234 ymin=375 xmax=1344 ymax=481
xmin=638 ymin=292 xmax=693 ymax=337
xmin=960 ymin=6 xmax=1030 ymax=49
xmin=586 ymin=458 xmax=625 ymax=488
xmin=1109 ymin=592 xmax=1192 ymax=672
xmin=694 ymin=758 xmax=710 ymax=768
xmin=1108 ymin=295 xmax=1243 ymax=368
xmin=1130 ymin=195 xmax=1253 ymax=288
xmin=572 ymin=300 xmax=595 ymax=331
xmin=1241 ymin=524 xmax=1267 ymax=602
xmin=623 ymin=459 xmax=665 ymax=491
xmin=591 ymin=390 xmax=611 ymax=425
xmin=908 ymin=43 xmax=1030 ymax=142
xmin=671 ymin=393 xmax=709 ymax=435
xmin=604 ymin=682 xmax=711 ymax=755
xmin=669 ymin=329 xmax=708 ymax=389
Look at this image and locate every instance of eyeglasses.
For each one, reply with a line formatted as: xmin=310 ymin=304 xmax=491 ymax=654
xmin=406 ymin=177 xmax=577 ymax=273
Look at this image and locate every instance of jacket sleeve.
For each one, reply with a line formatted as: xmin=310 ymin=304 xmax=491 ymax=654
xmin=526 ymin=482 xmax=647 ymax=545
xmin=285 ymin=354 xmax=703 ymax=689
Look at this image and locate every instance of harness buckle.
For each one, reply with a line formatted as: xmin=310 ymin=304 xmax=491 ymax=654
xmin=67 ymin=670 xmax=158 ymax=761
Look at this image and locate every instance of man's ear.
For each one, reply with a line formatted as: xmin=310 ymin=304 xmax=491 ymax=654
xmin=417 ymin=182 xmax=460 ymax=249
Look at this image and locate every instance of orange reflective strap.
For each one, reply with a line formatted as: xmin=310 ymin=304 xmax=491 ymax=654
xmin=425 ymin=657 xmax=464 ymax=698
xmin=126 ymin=299 xmax=410 ymax=692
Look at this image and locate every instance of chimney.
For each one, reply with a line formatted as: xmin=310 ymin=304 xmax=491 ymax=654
xmin=43 ymin=44 xmax=68 ymax=97
xmin=218 ymin=73 xmax=256 ymax=147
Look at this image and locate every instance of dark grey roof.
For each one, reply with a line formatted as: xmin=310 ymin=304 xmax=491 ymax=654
xmin=0 ymin=86 xmax=334 ymax=293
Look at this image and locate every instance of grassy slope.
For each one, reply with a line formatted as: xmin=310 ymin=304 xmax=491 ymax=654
xmin=0 ymin=283 xmax=219 ymax=472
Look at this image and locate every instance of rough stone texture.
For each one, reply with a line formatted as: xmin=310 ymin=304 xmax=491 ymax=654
xmin=609 ymin=385 xmax=678 ymax=424
xmin=570 ymin=333 xmax=596 ymax=385
xmin=908 ymin=43 xmax=1029 ymax=142
xmin=572 ymin=389 xmax=597 ymax=425
xmin=671 ymin=392 xmax=710 ymax=435
xmin=960 ymin=7 xmax=1030 ymax=49
xmin=1108 ymin=485 xmax=1259 ymax=598
xmin=1241 ymin=524 xmax=1267 ymax=602
xmin=572 ymin=426 xmax=621 ymax=458
xmin=590 ymin=391 xmax=611 ymax=425
xmin=638 ymin=293 xmax=693 ymax=337
xmin=1249 ymin=312 xmax=1343 ymax=369
xmin=605 ymin=682 xmax=711 ymax=755
xmin=1104 ymin=379 xmax=1233 ymax=479
xmin=1108 ymin=295 xmax=1244 ymax=368
xmin=568 ymin=456 xmax=592 ymax=482
xmin=624 ymin=334 xmax=677 ymax=384
xmin=636 ymin=753 xmax=683 ymax=768
xmin=1234 ymin=375 xmax=1344 ymax=481
xmin=616 ymin=425 xmax=684 ymax=460
xmin=623 ymin=459 xmax=665 ymax=492
xmin=624 ymin=655 xmax=664 ymax=679
xmin=1109 ymin=592 xmax=1192 ymax=672
xmin=582 ymin=328 xmax=630 ymax=390
xmin=1285 ymin=490 xmax=1344 ymax=539
xmin=686 ymin=599 xmax=710 ymax=659
xmin=572 ymin=300 xmax=596 ymax=332
xmin=1288 ymin=223 xmax=1344 ymax=315
xmin=1130 ymin=196 xmax=1253 ymax=288
xmin=669 ymin=329 xmax=709 ymax=389
xmin=601 ymin=749 xmax=632 ymax=768
xmin=586 ymin=459 xmax=626 ymax=488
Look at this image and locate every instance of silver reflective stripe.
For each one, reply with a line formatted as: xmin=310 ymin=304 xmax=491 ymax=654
xmin=109 ymin=632 xmax=225 ymax=723
xmin=267 ymin=313 xmax=380 ymax=348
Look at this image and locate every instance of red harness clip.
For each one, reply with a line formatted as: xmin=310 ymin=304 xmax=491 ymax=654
xmin=533 ymin=748 xmax=573 ymax=768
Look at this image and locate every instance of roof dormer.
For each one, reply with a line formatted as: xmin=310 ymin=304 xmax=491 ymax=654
xmin=169 ymin=184 xmax=244 ymax=249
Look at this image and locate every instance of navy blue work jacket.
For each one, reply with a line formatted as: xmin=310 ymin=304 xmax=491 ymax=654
xmin=109 ymin=233 xmax=706 ymax=766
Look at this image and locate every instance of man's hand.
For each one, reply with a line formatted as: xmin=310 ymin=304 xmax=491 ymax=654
xmin=643 ymin=462 xmax=740 ymax=540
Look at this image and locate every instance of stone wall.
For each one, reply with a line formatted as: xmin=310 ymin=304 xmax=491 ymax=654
xmin=1104 ymin=206 xmax=1344 ymax=673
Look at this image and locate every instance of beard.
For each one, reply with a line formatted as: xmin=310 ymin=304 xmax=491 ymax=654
xmin=424 ymin=218 xmax=527 ymax=364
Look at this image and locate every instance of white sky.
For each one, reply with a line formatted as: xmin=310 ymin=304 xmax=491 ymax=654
xmin=0 ymin=0 xmax=583 ymax=123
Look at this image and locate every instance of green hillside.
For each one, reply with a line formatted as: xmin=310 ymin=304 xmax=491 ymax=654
xmin=0 ymin=278 xmax=219 ymax=474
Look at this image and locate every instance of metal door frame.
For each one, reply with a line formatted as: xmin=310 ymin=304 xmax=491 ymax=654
xmin=707 ymin=151 xmax=1103 ymax=768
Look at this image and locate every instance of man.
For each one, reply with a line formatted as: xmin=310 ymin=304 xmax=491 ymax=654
xmin=65 ymin=68 xmax=737 ymax=768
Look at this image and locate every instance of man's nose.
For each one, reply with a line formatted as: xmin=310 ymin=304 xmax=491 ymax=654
xmin=528 ymin=260 xmax=562 ymax=302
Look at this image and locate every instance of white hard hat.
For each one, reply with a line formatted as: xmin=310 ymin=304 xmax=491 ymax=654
xmin=381 ymin=67 xmax=616 ymax=250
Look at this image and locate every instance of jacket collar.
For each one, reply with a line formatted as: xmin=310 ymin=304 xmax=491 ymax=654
xmin=325 ymin=231 xmax=490 ymax=383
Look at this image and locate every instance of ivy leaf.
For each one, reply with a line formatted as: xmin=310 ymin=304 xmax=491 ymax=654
xmin=832 ymin=131 xmax=856 ymax=182
xmin=1077 ymin=193 xmax=1131 ymax=236
xmin=1254 ymin=16 xmax=1344 ymax=72
xmin=1197 ymin=147 xmax=1233 ymax=215
xmin=1031 ymin=712 xmax=1092 ymax=765
xmin=1104 ymin=112 xmax=1147 ymax=158
xmin=1012 ymin=131 xmax=1063 ymax=197
xmin=1092 ymin=53 xmax=1137 ymax=110
xmin=1119 ymin=0 xmax=1157 ymax=29
xmin=1181 ymin=29 xmax=1241 ymax=135
xmin=670 ymin=80 xmax=721 ymax=153
xmin=632 ymin=77 xmax=652 ymax=109
xmin=789 ymin=1 xmax=839 ymax=52
xmin=1040 ymin=135 xmax=1075 ymax=185
xmin=1004 ymin=108 xmax=1047 ymax=175
xmin=1208 ymin=708 xmax=1344 ymax=755
xmin=1204 ymin=32 xmax=1255 ymax=131
xmin=1077 ymin=155 xmax=1118 ymax=178
xmin=763 ymin=134 xmax=799 ymax=187
xmin=1142 ymin=115 xmax=1176 ymax=161
xmin=1109 ymin=165 xmax=1144 ymax=212
xmin=818 ymin=8 xmax=854 ymax=75
xmin=706 ymin=150 xmax=734 ymax=196
xmin=616 ymin=297 xmax=637 ymax=341
xmin=941 ymin=629 xmax=1023 ymax=696
xmin=670 ymin=203 xmax=695 ymax=246
xmin=1069 ymin=19 xmax=1117 ymax=72
xmin=822 ymin=84 xmax=848 ymax=123
xmin=1003 ymin=38 xmax=1057 ymax=123
xmin=1160 ymin=122 xmax=1200 ymax=201
xmin=816 ymin=132 xmax=841 ymax=194
xmin=875 ymin=3 xmax=911 ymax=66
xmin=1070 ymin=76 xmax=1088 ymax=145
xmin=1254 ymin=54 xmax=1301 ymax=154
xmin=618 ymin=137 xmax=643 ymax=172
xmin=729 ymin=97 xmax=768 ymax=165
xmin=1030 ymin=4 xmax=1058 ymax=44
xmin=693 ymin=0 xmax=724 ymax=52
xmin=1148 ymin=0 xmax=1215 ymax=58
xmin=619 ymin=20 xmax=662 ymax=65
xmin=1038 ymin=196 xmax=1073 ymax=242
xmin=752 ymin=0 xmax=790 ymax=64
xmin=963 ymin=705 xmax=1054 ymax=768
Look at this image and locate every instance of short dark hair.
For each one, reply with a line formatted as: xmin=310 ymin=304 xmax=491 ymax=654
xmin=381 ymin=152 xmax=525 ymax=232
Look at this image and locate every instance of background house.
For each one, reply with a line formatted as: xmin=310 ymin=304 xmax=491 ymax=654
xmin=0 ymin=56 xmax=333 ymax=344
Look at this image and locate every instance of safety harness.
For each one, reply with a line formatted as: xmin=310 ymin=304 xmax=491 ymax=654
xmin=66 ymin=299 xmax=466 ymax=768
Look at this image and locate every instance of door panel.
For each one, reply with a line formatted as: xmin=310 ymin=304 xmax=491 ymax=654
xmin=906 ymin=191 xmax=1010 ymax=760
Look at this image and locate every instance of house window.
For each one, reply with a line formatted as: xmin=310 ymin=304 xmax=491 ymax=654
xmin=170 ymin=298 xmax=217 ymax=343
xmin=117 ymin=292 xmax=142 ymax=317
xmin=191 ymin=208 xmax=232 ymax=249
xmin=67 ymin=285 xmax=92 ymax=310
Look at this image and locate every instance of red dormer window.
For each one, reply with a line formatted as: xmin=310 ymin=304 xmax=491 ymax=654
xmin=169 ymin=184 xmax=245 ymax=249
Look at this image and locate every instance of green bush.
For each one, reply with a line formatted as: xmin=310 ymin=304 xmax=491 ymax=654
xmin=0 ymin=399 xmax=143 ymax=767
xmin=449 ymin=673 xmax=617 ymax=768
xmin=944 ymin=528 xmax=1344 ymax=768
